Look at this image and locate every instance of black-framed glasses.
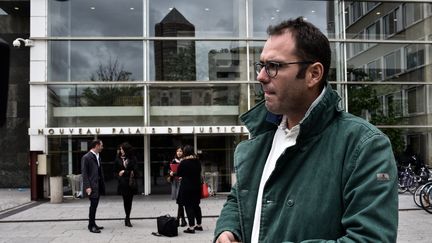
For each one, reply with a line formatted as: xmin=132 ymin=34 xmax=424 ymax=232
xmin=254 ymin=61 xmax=314 ymax=78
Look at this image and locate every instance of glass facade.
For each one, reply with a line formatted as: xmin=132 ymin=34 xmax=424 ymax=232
xmin=31 ymin=0 xmax=432 ymax=196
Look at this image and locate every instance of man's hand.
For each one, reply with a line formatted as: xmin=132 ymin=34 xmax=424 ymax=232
xmin=86 ymin=187 xmax=92 ymax=196
xmin=216 ymin=231 xmax=240 ymax=243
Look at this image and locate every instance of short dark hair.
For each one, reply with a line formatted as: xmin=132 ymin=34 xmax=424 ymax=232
xmin=267 ymin=17 xmax=331 ymax=88
xmin=90 ymin=139 xmax=102 ymax=149
xmin=183 ymin=145 xmax=194 ymax=157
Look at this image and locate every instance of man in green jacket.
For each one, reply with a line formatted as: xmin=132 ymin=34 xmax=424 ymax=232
xmin=214 ymin=17 xmax=398 ymax=243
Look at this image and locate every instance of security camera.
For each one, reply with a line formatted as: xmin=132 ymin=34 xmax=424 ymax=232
xmin=12 ymin=38 xmax=33 ymax=48
xmin=12 ymin=39 xmax=21 ymax=47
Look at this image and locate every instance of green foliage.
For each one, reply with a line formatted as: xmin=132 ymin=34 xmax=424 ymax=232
xmin=347 ymin=68 xmax=405 ymax=156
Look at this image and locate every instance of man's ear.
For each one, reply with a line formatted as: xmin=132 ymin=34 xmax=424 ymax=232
xmin=306 ymin=62 xmax=323 ymax=88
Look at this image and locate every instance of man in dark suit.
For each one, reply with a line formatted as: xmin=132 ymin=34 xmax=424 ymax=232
xmin=81 ymin=139 xmax=106 ymax=233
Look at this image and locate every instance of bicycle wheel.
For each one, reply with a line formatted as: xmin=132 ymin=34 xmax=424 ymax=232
xmin=420 ymin=184 xmax=432 ymax=214
xmin=414 ymin=184 xmax=426 ymax=207
xmin=414 ymin=183 xmax=432 ymax=207
xmin=398 ymin=183 xmax=407 ymax=194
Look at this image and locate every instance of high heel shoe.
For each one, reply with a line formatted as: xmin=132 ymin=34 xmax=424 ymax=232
xmin=125 ymin=219 xmax=133 ymax=227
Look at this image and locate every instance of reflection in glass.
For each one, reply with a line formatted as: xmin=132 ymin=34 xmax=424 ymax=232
xmin=48 ymin=85 xmax=144 ymax=127
xmin=154 ymin=8 xmax=196 ymax=80
xmin=346 ymin=43 xmax=431 ymax=82
xmin=345 ymin=2 xmax=432 ymax=40
xmin=49 ymin=0 xmax=143 ymax=36
xmin=347 ymin=84 xmax=430 ymax=126
xmin=149 ymin=0 xmax=245 ymax=37
xmin=49 ymin=41 xmax=143 ymax=81
xmin=150 ymin=41 xmax=247 ymax=81
xmin=149 ymin=85 xmax=245 ymax=126
xmin=347 ymin=83 xmax=431 ymax=159
xmin=251 ymin=0 xmax=333 ymax=37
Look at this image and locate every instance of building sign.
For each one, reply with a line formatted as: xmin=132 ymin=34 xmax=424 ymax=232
xmin=29 ymin=126 xmax=249 ymax=136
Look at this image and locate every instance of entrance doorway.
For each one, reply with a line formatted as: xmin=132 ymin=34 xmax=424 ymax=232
xmin=149 ymin=135 xmax=193 ymax=194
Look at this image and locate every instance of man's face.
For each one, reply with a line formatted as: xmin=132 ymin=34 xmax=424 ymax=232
xmin=96 ymin=141 xmax=104 ymax=153
xmin=257 ymin=31 xmax=309 ymax=116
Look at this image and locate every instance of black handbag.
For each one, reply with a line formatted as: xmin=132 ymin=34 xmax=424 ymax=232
xmin=156 ymin=214 xmax=178 ymax=237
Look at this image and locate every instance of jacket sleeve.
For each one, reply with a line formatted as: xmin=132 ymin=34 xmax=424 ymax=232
xmin=81 ymin=154 xmax=90 ymax=190
xmin=287 ymin=133 xmax=399 ymax=243
xmin=213 ymin=183 xmax=243 ymax=243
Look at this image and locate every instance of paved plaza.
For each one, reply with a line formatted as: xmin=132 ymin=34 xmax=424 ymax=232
xmin=0 ymin=189 xmax=431 ymax=242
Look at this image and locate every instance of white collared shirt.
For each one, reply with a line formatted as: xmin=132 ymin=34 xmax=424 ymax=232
xmin=90 ymin=150 xmax=100 ymax=167
xmin=251 ymin=87 xmax=326 ymax=243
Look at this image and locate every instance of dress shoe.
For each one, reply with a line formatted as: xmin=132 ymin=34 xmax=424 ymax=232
xmin=183 ymin=228 xmax=195 ymax=234
xmin=194 ymin=225 xmax=203 ymax=231
xmin=95 ymin=225 xmax=104 ymax=230
xmin=125 ymin=219 xmax=133 ymax=227
xmin=88 ymin=226 xmax=101 ymax=233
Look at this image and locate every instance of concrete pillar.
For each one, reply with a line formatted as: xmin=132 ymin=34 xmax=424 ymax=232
xmin=49 ymin=176 xmax=63 ymax=203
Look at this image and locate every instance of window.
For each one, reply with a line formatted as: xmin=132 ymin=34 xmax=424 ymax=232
xmin=407 ymin=86 xmax=425 ymax=114
xmin=367 ymin=59 xmax=382 ymax=81
xmin=385 ymin=92 xmax=402 ymax=117
xmin=384 ymin=50 xmax=401 ymax=78
xmin=351 ymin=2 xmax=363 ymax=23
xmin=383 ymin=8 xmax=402 ymax=38
xmin=405 ymin=44 xmax=425 ymax=70
xmin=366 ymin=21 xmax=380 ymax=48
xmin=404 ymin=3 xmax=423 ymax=27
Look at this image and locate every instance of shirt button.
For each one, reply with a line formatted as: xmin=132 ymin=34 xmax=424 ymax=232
xmin=287 ymin=199 xmax=294 ymax=207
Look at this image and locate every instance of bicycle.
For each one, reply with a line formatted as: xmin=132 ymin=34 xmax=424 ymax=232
xmin=398 ymin=163 xmax=419 ymax=194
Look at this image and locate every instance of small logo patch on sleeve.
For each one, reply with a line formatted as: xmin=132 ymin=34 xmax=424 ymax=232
xmin=377 ymin=173 xmax=390 ymax=181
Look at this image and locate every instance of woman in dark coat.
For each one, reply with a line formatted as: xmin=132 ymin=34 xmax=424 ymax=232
xmin=114 ymin=142 xmax=138 ymax=227
xmin=176 ymin=145 xmax=203 ymax=233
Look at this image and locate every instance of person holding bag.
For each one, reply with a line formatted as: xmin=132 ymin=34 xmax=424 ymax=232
xmin=176 ymin=145 xmax=203 ymax=234
xmin=114 ymin=142 xmax=138 ymax=227
xmin=169 ymin=146 xmax=187 ymax=227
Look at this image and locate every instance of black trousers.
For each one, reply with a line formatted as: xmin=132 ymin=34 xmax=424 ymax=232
xmin=177 ymin=204 xmax=186 ymax=220
xmin=122 ymin=193 xmax=134 ymax=219
xmin=88 ymin=196 xmax=100 ymax=228
xmin=184 ymin=204 xmax=202 ymax=227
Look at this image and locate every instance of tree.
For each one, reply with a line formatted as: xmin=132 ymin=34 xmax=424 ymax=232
xmin=82 ymin=58 xmax=142 ymax=106
xmin=347 ymin=67 xmax=405 ymax=157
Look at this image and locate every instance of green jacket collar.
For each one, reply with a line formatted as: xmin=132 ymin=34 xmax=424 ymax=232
xmin=240 ymin=84 xmax=343 ymax=140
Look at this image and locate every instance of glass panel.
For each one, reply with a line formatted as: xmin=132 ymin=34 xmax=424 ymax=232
xmin=346 ymin=43 xmax=431 ymax=82
xmin=347 ymin=84 xmax=430 ymax=126
xmin=346 ymin=2 xmax=431 ymax=41
xmin=49 ymin=0 xmax=143 ymax=36
xmin=149 ymin=84 xmax=247 ymax=126
xmin=149 ymin=0 xmax=245 ymax=37
xmin=251 ymin=0 xmax=333 ymax=38
xmin=48 ymin=85 xmax=144 ymax=127
xmin=49 ymin=41 xmax=143 ymax=81
xmin=404 ymin=3 xmax=423 ymax=27
xmin=198 ymin=135 xmax=246 ymax=193
xmin=149 ymin=41 xmax=247 ymax=81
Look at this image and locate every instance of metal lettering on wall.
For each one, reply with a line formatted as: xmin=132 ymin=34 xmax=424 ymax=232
xmin=29 ymin=126 xmax=248 ymax=136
